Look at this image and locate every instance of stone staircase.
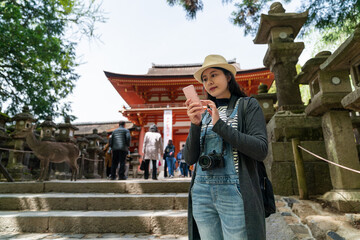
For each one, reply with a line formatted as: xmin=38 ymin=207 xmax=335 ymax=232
xmin=0 ymin=179 xmax=190 ymax=235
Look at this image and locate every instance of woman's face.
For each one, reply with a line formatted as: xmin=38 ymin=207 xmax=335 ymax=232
xmin=202 ymin=68 xmax=231 ymax=99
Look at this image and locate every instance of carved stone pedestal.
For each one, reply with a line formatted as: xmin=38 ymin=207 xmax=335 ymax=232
xmin=84 ymin=149 xmax=101 ymax=179
xmin=129 ymin=153 xmax=141 ymax=178
xmin=265 ymin=111 xmax=332 ymax=196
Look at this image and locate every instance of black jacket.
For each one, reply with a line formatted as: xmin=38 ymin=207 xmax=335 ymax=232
xmin=110 ymin=126 xmax=130 ymax=152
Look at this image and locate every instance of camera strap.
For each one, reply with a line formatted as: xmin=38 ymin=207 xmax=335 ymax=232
xmin=200 ymin=95 xmax=239 ymax=155
xmin=200 ymin=116 xmax=227 ymax=156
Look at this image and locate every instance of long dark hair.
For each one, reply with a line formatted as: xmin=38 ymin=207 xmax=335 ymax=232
xmin=203 ymin=67 xmax=247 ymax=101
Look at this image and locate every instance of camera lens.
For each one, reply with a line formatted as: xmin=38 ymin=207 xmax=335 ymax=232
xmin=199 ymin=155 xmax=212 ymax=169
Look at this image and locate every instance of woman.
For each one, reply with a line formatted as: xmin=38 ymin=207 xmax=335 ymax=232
xmin=142 ymin=124 xmax=163 ymax=180
xmin=164 ymin=139 xmax=176 ymax=178
xmin=184 ymin=54 xmax=268 ymax=240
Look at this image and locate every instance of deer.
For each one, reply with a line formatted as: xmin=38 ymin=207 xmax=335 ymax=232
xmin=16 ymin=125 xmax=80 ymax=181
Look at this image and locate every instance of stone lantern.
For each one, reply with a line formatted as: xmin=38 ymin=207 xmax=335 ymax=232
xmin=253 ymin=2 xmax=308 ymax=112
xmin=57 ymin=116 xmax=78 ymax=143
xmin=129 ymin=149 xmax=141 ymax=178
xmin=256 ymin=3 xmax=329 ymax=197
xmin=296 ymin=47 xmax=360 ymax=211
xmin=84 ymin=129 xmax=102 ymax=179
xmin=252 ymin=83 xmax=277 ymax=122
xmin=54 ymin=116 xmax=78 ymax=180
xmin=39 ymin=116 xmax=57 ymax=142
xmin=12 ymin=106 xmax=36 ymax=132
xmin=77 ymin=136 xmax=89 ymax=152
xmin=8 ymin=106 xmax=36 ymax=180
xmin=76 ymin=137 xmax=89 ymax=179
xmin=296 ymin=51 xmax=352 ymax=116
xmin=338 ymin=26 xmax=360 ymax=111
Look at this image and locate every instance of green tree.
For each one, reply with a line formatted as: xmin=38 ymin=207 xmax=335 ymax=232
xmin=0 ymin=0 xmax=105 ymax=121
xmin=167 ymin=0 xmax=360 ymax=43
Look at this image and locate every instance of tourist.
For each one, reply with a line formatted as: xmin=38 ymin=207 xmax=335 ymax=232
xmin=177 ymin=144 xmax=188 ymax=177
xmin=142 ymin=124 xmax=163 ymax=180
xmin=184 ymin=54 xmax=268 ymax=239
xmin=109 ymin=121 xmax=130 ymax=180
xmin=163 ymin=157 xmax=168 ymax=178
xmin=163 ymin=139 xmax=176 ymax=178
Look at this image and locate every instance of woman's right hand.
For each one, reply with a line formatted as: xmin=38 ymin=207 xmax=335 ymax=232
xmin=185 ymin=99 xmax=204 ymax=126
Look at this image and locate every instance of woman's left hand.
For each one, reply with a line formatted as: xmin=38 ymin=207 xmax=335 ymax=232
xmin=201 ymin=100 xmax=219 ymax=125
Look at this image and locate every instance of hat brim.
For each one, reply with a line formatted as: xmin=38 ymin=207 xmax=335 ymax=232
xmin=194 ymin=63 xmax=237 ymax=83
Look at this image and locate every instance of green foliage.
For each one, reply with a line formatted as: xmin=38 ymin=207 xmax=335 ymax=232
xmin=168 ymin=0 xmax=360 ymax=43
xmin=0 ymin=0 xmax=105 ymax=121
xmin=166 ymin=0 xmax=204 ymax=19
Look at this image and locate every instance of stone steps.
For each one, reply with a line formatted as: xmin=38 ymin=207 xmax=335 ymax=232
xmin=0 ymin=210 xmax=188 ymax=234
xmin=0 ymin=179 xmax=190 ymax=235
xmin=0 ymin=193 xmax=188 ymax=211
xmin=0 ymin=179 xmax=191 ymax=194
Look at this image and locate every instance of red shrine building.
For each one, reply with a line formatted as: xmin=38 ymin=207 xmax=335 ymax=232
xmin=104 ymin=60 xmax=274 ymax=157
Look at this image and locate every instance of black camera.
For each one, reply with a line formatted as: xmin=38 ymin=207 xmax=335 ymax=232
xmin=198 ymin=150 xmax=225 ymax=171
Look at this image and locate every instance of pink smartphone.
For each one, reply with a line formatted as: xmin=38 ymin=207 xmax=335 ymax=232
xmin=182 ymin=85 xmax=200 ymax=104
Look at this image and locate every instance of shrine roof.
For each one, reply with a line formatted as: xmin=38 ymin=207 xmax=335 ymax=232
xmin=146 ymin=60 xmax=240 ymax=76
xmin=73 ymin=121 xmax=134 ymax=136
xmin=104 ymin=59 xmax=248 ymax=79
xmin=104 ymin=66 xmax=269 ymax=80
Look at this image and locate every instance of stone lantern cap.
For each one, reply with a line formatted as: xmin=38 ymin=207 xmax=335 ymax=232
xmin=294 ymin=51 xmax=332 ymax=84
xmin=253 ymin=2 xmax=308 ymax=44
xmin=252 ymin=83 xmax=277 ymax=101
xmin=39 ymin=116 xmax=57 ymax=128
xmin=320 ymin=26 xmax=360 ymax=71
xmin=57 ymin=116 xmax=79 ymax=131
xmin=100 ymin=131 xmax=109 ymax=145
xmin=85 ymin=129 xmax=102 ymax=141
xmin=11 ymin=106 xmax=37 ymax=122
xmin=76 ymin=136 xmax=89 ymax=143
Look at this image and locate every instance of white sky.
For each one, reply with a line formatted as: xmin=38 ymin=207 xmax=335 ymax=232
xmin=67 ymin=0 xmax=311 ymax=124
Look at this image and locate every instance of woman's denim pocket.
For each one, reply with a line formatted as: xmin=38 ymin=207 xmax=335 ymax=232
xmin=235 ymin=183 xmax=243 ymax=198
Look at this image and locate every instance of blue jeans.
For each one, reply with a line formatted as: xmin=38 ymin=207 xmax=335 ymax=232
xmin=191 ymin=182 xmax=247 ymax=240
xmin=166 ymin=157 xmax=176 ymax=176
xmin=180 ymin=162 xmax=188 ymax=176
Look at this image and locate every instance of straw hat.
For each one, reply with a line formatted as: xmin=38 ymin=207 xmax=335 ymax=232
xmin=194 ymin=54 xmax=237 ymax=83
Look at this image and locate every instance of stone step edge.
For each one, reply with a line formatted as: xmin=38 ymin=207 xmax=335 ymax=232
xmin=0 ymin=193 xmax=189 ymax=211
xmin=0 ymin=210 xmax=188 ymax=217
xmin=0 ymin=232 xmax=188 ymax=240
xmin=0 ymin=180 xmax=191 ymax=194
xmin=0 ymin=193 xmax=188 ymax=197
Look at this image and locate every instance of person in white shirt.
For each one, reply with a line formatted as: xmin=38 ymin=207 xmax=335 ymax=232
xmin=142 ymin=124 xmax=163 ymax=180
